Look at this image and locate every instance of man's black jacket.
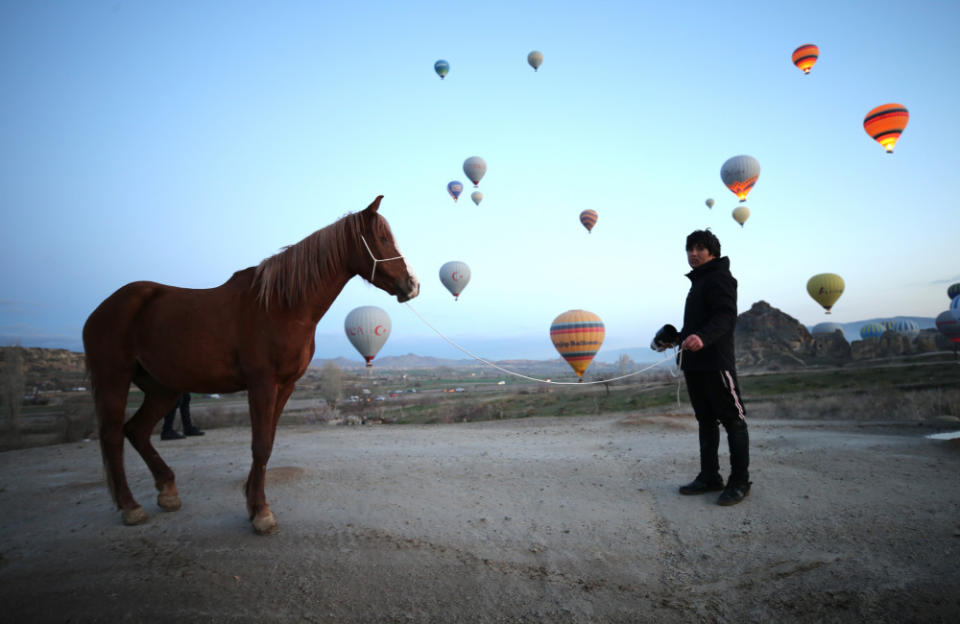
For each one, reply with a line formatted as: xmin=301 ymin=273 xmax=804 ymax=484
xmin=679 ymin=256 xmax=738 ymax=372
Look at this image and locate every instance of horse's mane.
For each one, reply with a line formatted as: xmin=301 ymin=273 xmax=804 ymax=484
xmin=251 ymin=210 xmax=391 ymax=309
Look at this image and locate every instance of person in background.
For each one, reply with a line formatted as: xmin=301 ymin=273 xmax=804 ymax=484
xmin=651 ymin=229 xmax=750 ymax=506
xmin=161 ymin=392 xmax=204 ymax=440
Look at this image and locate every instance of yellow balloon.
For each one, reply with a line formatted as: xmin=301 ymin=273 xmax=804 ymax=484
xmin=732 ymin=206 xmax=750 ymax=227
xmin=549 ymin=310 xmax=605 ymax=380
xmin=806 ymin=273 xmax=845 ymax=314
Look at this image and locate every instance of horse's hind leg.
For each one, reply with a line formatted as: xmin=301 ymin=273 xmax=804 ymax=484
xmin=128 ymin=371 xmax=183 ymax=512
xmin=93 ymin=377 xmax=149 ymax=526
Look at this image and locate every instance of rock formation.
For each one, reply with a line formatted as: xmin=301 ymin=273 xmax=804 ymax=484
xmin=734 ymin=301 xmax=944 ymax=371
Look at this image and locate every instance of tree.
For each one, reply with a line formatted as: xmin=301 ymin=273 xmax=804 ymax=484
xmin=618 ymin=353 xmax=634 ymax=377
xmin=318 ymin=361 xmax=344 ymax=410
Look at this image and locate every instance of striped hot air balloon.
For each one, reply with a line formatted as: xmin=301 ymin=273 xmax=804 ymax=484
xmin=892 ymin=319 xmax=920 ymax=339
xmin=863 ymin=104 xmax=909 ymax=153
xmin=579 ymin=209 xmax=598 ymax=233
xmin=549 ymin=310 xmax=605 ymax=380
xmin=859 ymin=323 xmax=887 ymax=340
xmin=792 ymin=44 xmax=819 ymax=74
xmin=720 ymin=155 xmax=760 ymax=202
xmin=951 ymin=295 xmax=960 ymax=322
xmin=935 ymin=310 xmax=960 ymax=344
xmin=806 ymin=273 xmax=845 ymax=314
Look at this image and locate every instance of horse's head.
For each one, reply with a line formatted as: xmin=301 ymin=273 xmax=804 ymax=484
xmin=354 ymin=196 xmax=420 ymax=302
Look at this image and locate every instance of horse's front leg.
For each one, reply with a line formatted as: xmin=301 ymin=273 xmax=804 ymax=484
xmin=244 ymin=381 xmax=296 ymax=535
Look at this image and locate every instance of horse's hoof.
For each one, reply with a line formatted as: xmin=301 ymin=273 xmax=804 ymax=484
xmin=157 ymin=493 xmax=182 ymax=511
xmin=122 ymin=506 xmax=148 ymax=526
xmin=252 ymin=511 xmax=278 ymax=535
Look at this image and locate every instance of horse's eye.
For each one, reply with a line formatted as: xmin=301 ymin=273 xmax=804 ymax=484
xmin=379 ymin=236 xmax=388 ymax=244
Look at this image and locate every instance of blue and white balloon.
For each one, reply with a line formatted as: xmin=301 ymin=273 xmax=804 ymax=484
xmin=891 ymin=319 xmax=920 ymax=339
xmin=447 ymin=181 xmax=463 ymax=202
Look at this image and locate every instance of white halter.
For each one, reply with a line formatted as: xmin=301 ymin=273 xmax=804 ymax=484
xmin=360 ymin=234 xmax=405 ymax=283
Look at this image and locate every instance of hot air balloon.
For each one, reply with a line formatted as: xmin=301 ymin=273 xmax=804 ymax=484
xmin=434 ymin=60 xmax=449 ymax=79
xmin=859 ymin=322 xmax=886 ymax=340
xmin=880 ymin=320 xmax=895 ymax=331
xmin=950 ymin=295 xmax=960 ymax=322
xmin=550 ymin=310 xmax=604 ymax=381
xmin=720 ymin=155 xmax=760 ymax=202
xmin=344 ymin=306 xmax=391 ymax=367
xmin=471 ymin=191 xmax=483 ymax=206
xmin=527 ymin=50 xmax=543 ymax=71
xmin=439 ymin=261 xmax=471 ymax=300
xmin=705 ymin=198 xmax=715 ymax=209
xmin=579 ymin=209 xmax=598 ymax=233
xmin=811 ymin=322 xmax=844 ymax=336
xmin=948 ymin=283 xmax=960 ymax=300
xmin=863 ymin=104 xmax=909 ymax=153
xmin=792 ymin=44 xmax=819 ymax=74
xmin=806 ymin=273 xmax=845 ymax=314
xmin=447 ymin=181 xmax=463 ymax=202
xmin=935 ymin=310 xmax=960 ymax=344
xmin=463 ymin=156 xmax=486 ymax=187
xmin=732 ymin=206 xmax=750 ymax=227
xmin=892 ymin=319 xmax=920 ymax=339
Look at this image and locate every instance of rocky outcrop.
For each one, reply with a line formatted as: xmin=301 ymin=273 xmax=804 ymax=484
xmin=735 ymin=302 xmax=946 ymax=371
xmin=809 ymin=331 xmax=853 ymax=364
xmin=735 ymin=301 xmax=821 ymax=370
xmin=0 ymin=347 xmax=87 ymax=393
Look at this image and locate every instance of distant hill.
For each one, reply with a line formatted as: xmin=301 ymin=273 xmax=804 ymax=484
xmin=312 ymin=353 xmax=476 ymax=370
xmin=806 ymin=316 xmax=936 ymax=343
xmin=311 ymin=310 xmax=943 ymax=373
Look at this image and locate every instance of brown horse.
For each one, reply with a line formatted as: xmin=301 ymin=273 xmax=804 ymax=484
xmin=82 ymin=196 xmax=419 ymax=534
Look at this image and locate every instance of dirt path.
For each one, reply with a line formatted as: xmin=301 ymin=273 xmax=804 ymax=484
xmin=1 ymin=413 xmax=958 ymax=623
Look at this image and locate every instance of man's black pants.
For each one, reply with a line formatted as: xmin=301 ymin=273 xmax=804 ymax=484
xmin=163 ymin=393 xmax=194 ymax=433
xmin=684 ymin=369 xmax=749 ymax=485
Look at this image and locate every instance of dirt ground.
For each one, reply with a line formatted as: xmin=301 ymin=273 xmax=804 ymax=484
xmin=1 ymin=412 xmax=958 ymax=623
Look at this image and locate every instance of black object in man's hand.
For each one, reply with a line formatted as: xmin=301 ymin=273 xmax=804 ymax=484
xmin=650 ymin=324 xmax=680 ymax=352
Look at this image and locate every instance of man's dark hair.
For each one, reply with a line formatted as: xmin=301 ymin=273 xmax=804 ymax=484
xmin=686 ymin=229 xmax=721 ymax=257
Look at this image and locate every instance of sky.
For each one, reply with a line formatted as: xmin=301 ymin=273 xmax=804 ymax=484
xmin=1 ymin=0 xmax=959 ymax=365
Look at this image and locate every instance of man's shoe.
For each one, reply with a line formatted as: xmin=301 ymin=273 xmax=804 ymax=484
xmin=679 ymin=477 xmax=724 ymax=495
xmin=183 ymin=427 xmax=205 ymax=436
xmin=161 ymin=430 xmax=185 ymax=440
xmin=717 ymin=481 xmax=752 ymax=506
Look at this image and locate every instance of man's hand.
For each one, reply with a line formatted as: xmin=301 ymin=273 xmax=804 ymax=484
xmin=681 ymin=334 xmax=704 ymax=351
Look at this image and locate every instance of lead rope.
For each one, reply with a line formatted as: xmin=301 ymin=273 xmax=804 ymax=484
xmin=404 ymin=302 xmax=680 ymax=389
xmin=675 ymin=349 xmax=684 ymax=406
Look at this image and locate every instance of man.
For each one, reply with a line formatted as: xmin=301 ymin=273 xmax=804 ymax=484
xmin=161 ymin=392 xmax=205 ymax=440
xmin=652 ymin=229 xmax=750 ymax=505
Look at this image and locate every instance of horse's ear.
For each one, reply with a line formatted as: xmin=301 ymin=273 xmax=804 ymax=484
xmin=363 ymin=195 xmax=384 ymax=215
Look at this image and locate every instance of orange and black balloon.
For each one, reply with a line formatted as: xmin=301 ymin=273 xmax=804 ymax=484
xmin=579 ymin=209 xmax=598 ymax=233
xmin=792 ymin=44 xmax=819 ymax=75
xmin=863 ymin=104 xmax=909 ymax=153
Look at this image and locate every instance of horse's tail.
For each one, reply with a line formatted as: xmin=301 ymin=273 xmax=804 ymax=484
xmin=83 ymin=331 xmax=119 ymax=505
